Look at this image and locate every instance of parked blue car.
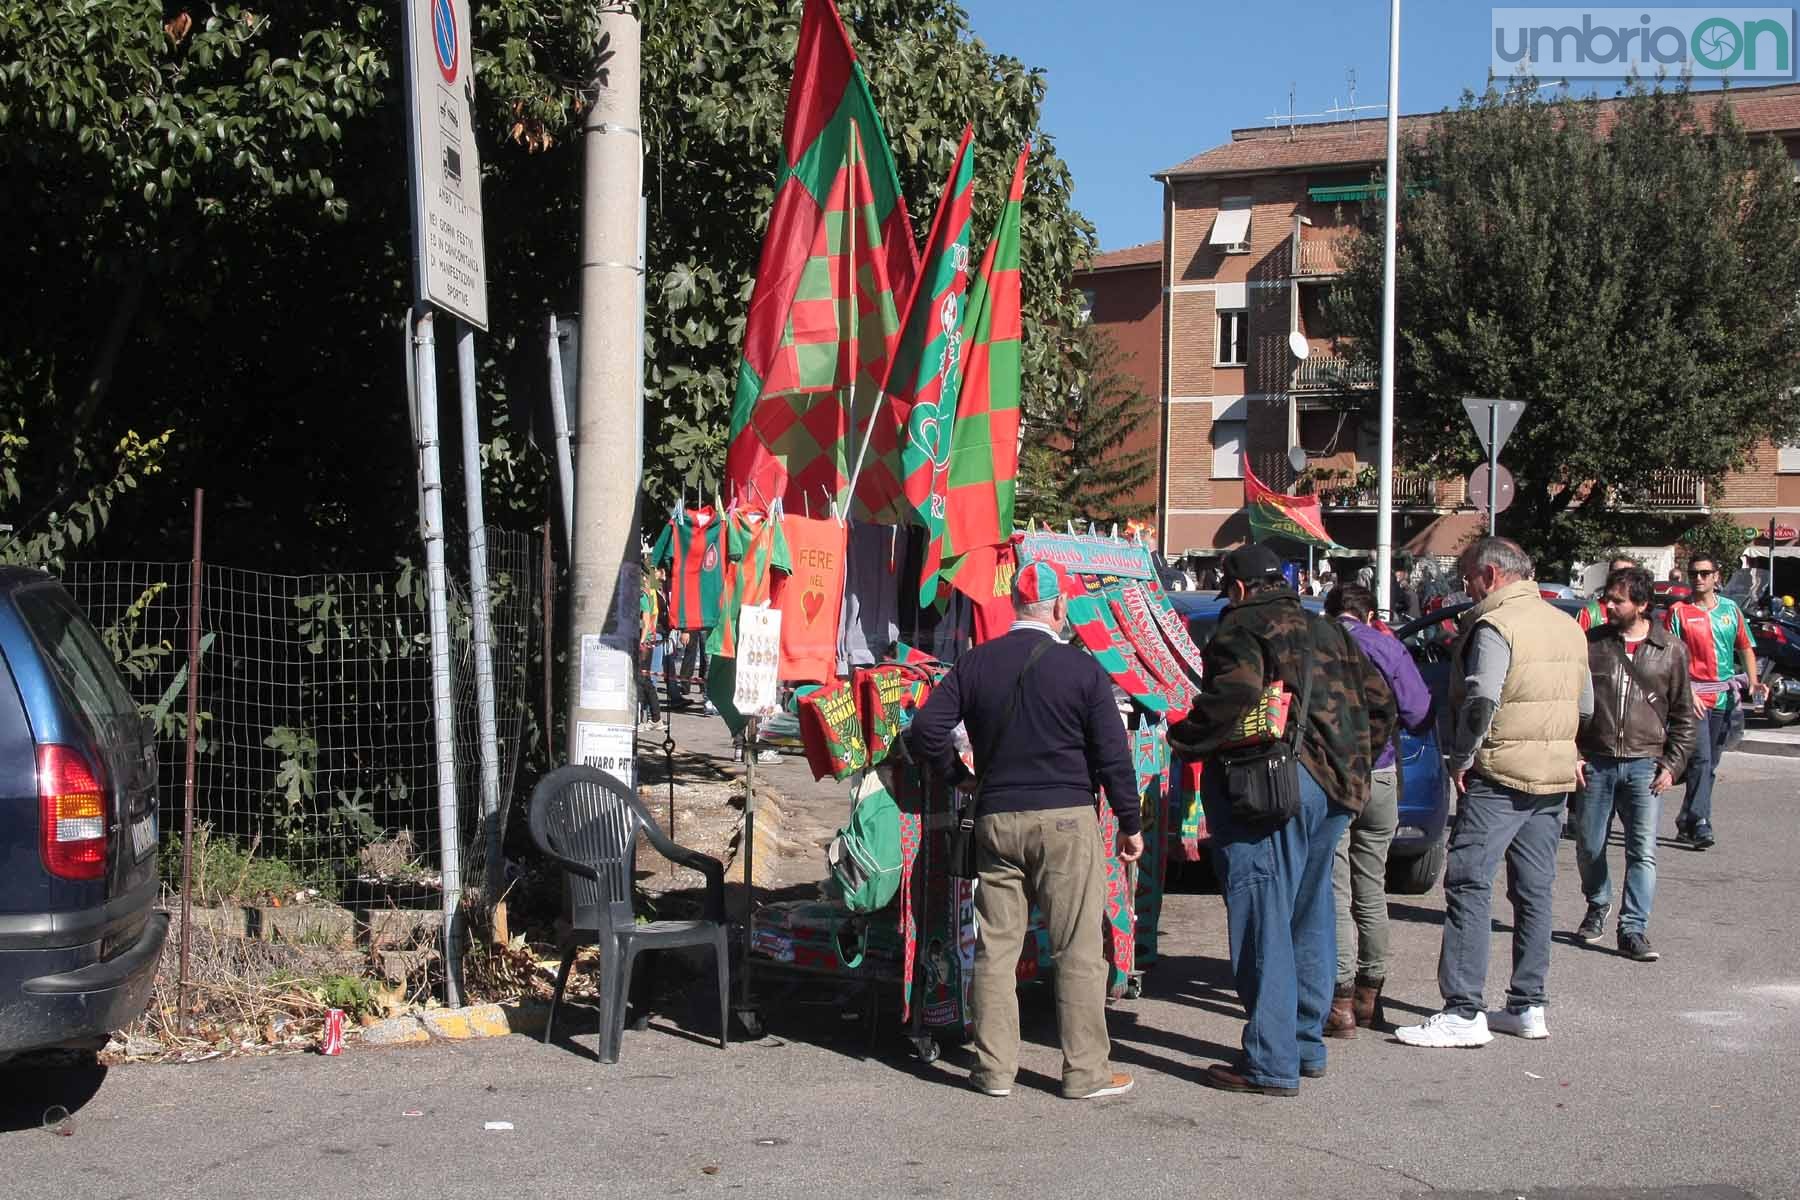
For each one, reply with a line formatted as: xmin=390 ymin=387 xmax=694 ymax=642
xmin=0 ymin=567 xmax=167 ymax=1061
xmin=1166 ymin=593 xmax=1451 ymax=894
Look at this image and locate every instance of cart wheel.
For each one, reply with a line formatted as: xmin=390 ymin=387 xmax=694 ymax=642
xmin=908 ymin=1035 xmax=940 ymax=1064
xmin=1125 ymin=973 xmax=1144 ymax=1000
xmin=734 ymin=1008 xmax=765 ymax=1039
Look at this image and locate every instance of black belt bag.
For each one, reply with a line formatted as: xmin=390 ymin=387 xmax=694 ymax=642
xmin=1215 ymin=630 xmax=1318 ymax=831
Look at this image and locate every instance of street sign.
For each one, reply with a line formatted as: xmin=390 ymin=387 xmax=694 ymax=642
xmin=1462 ymin=398 xmax=1527 ymax=458
xmin=403 ymin=0 xmax=489 ymax=329
xmin=1468 ymin=463 xmax=1516 ymax=513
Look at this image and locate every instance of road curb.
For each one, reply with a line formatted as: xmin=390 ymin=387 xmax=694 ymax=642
xmin=1731 ymin=737 xmax=1799 ymax=759
xmin=357 ymin=1000 xmax=549 ymax=1048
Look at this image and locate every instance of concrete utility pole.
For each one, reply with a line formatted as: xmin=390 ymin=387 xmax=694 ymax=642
xmin=566 ymin=1 xmax=644 ymax=780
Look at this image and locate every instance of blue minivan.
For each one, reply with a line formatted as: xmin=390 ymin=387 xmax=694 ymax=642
xmin=1167 ymin=593 xmax=1452 ymax=894
xmin=0 ymin=567 xmax=166 ymax=1061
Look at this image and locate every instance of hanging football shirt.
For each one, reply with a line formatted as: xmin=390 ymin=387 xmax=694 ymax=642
xmin=708 ymin=508 xmax=791 ymax=659
xmin=842 ymin=522 xmax=902 ymax=668
xmin=774 ymin=515 xmax=847 ymax=683
xmin=650 ymin=506 xmax=725 ymax=631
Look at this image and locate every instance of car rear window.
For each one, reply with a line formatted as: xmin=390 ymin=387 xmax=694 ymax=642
xmin=12 ymin=583 xmax=139 ymax=729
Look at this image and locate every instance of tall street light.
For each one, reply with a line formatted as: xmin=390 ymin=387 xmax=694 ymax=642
xmin=1375 ymin=0 xmax=1401 ymax=615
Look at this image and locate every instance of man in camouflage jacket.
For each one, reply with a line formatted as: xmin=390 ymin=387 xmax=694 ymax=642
xmin=1170 ymin=545 xmax=1397 ymax=1096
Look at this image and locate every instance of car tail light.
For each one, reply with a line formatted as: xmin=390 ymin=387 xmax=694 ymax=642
xmin=39 ymin=744 xmax=107 ymax=881
xmin=1763 ymin=623 xmax=1787 ymax=645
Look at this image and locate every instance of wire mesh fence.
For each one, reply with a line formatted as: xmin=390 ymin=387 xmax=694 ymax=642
xmin=59 ymin=530 xmax=537 ymax=905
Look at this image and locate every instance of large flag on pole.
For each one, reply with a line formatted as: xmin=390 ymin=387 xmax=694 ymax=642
xmin=1243 ymin=458 xmax=1339 ymax=548
xmin=723 ymin=0 xmax=919 ymax=518
xmin=852 ymin=126 xmax=978 ymax=586
xmin=934 ymin=146 xmax=1028 ymax=604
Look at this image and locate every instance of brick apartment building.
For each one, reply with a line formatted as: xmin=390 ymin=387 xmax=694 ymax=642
xmin=1074 ymin=240 xmax=1163 ymax=520
xmin=1078 ymin=81 xmax=1800 ymax=586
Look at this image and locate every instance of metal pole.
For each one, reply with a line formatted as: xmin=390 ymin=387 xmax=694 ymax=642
xmin=1374 ymin=0 xmax=1401 ymax=616
xmin=456 ymin=321 xmax=504 ymax=942
xmin=414 ymin=306 xmax=464 ymax=1006
xmin=567 ymin=2 xmax=643 ymax=777
xmin=547 ymin=315 xmax=576 ymax=554
xmin=1487 ymin=405 xmax=1499 ymax=537
xmin=542 ymin=518 xmax=555 ymax=742
xmin=176 ymin=488 xmax=204 ymax=1034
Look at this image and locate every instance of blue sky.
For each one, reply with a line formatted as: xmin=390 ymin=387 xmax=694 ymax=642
xmin=957 ymin=0 xmax=1769 ymax=250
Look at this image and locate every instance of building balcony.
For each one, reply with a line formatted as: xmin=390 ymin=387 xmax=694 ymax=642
xmin=1292 ymin=357 xmax=1377 ymax=393
xmin=1292 ymin=230 xmax=1355 ymax=278
xmin=1317 ymin=471 xmax=1442 ymax=511
xmin=1609 ymin=470 xmax=1709 ymax=511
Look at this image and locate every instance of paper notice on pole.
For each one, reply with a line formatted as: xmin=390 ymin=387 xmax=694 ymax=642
xmin=732 ymin=605 xmax=782 ymax=717
xmin=579 ymin=634 xmax=630 ymax=711
xmin=576 ymin=721 xmax=636 ymax=789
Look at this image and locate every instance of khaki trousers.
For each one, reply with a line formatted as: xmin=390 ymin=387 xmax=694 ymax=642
xmin=969 ymin=807 xmax=1112 ymax=1096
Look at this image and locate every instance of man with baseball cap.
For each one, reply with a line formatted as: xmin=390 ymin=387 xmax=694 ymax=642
xmin=1170 ymin=543 xmax=1396 ymax=1096
xmin=912 ymin=555 xmax=1143 ymax=1100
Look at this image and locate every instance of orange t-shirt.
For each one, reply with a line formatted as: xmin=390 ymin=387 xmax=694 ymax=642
xmin=773 ymin=516 xmax=847 ymax=683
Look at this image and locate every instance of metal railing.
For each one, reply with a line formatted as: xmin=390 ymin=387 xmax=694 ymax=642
xmin=1612 ymin=470 xmax=1708 ymax=510
xmin=1319 ymin=472 xmax=1438 ymax=510
xmin=1292 ymin=357 xmax=1377 ymax=392
xmin=1293 ymin=232 xmax=1353 ymax=276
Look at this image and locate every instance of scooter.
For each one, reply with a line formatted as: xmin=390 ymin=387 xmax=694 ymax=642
xmin=1748 ymin=603 xmax=1800 ymax=727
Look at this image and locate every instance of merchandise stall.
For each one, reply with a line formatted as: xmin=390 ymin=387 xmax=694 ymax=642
xmin=714 ymin=527 xmax=1206 ymax=1055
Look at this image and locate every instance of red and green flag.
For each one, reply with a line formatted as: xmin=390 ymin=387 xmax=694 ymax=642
xmin=723 ymin=0 xmax=919 ymax=519
xmin=1244 ymin=458 xmax=1339 ymax=549
xmin=936 ymin=146 xmax=1028 ymax=600
xmin=859 ymin=125 xmax=977 ymax=595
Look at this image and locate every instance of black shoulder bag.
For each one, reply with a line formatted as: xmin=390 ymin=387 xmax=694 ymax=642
xmin=1216 ymin=623 xmax=1318 ymax=831
xmin=948 ymin=638 xmax=1055 ymax=878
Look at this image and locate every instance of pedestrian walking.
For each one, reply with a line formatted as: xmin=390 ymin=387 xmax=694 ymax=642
xmin=1573 ymin=566 xmax=1697 ymax=963
xmin=1663 ymin=553 xmax=1766 ymax=849
xmin=1168 ymin=545 xmax=1396 ymax=1095
xmin=1397 ymin=538 xmax=1592 ymax=1048
xmin=1320 ymin=584 xmax=1432 ymax=1037
xmin=1392 ymin=566 xmax=1422 ymax=622
xmin=910 ymin=556 xmax=1143 ymax=1101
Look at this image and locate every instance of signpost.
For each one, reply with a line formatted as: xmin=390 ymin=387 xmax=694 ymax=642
xmin=1468 ymin=463 xmax=1516 ymax=516
xmin=402 ymin=0 xmax=493 ymax=1004
xmin=1462 ymin=398 xmax=1527 ymax=536
xmin=407 ymin=0 xmax=488 ymax=330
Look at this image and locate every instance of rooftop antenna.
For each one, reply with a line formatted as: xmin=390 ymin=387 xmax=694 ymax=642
xmin=1266 ymin=75 xmax=1386 ymax=133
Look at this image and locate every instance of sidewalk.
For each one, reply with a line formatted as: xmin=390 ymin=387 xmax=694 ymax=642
xmin=1734 ymin=721 xmax=1800 ymax=759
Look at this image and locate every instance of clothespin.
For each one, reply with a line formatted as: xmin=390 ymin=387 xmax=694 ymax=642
xmin=1066 ymin=520 xmax=1076 ymax=536
xmin=1110 ymin=523 xmax=1119 ymax=541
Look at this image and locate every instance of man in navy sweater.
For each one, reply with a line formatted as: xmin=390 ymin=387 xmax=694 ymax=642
xmin=911 ymin=556 xmax=1142 ymax=1101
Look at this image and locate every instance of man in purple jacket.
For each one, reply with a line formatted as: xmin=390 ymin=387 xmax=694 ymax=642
xmin=1322 ymin=584 xmax=1433 ymax=1036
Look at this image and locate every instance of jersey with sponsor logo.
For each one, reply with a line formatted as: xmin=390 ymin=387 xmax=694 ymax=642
xmin=1663 ymin=595 xmax=1752 ymax=710
xmin=650 ymin=507 xmax=725 ymax=631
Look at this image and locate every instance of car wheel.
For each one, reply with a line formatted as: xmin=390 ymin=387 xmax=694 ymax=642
xmin=1387 ymin=841 xmax=1446 ymax=895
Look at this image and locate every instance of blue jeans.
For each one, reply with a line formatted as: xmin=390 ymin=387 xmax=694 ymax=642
xmin=1202 ymin=764 xmax=1351 ymax=1090
xmin=1439 ymin=775 xmax=1562 ymax=1017
xmin=1679 ymin=706 xmax=1731 ymax=829
xmin=1575 ymin=756 xmax=1660 ymax=934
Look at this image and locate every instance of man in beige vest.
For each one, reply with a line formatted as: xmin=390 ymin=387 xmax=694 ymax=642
xmin=1398 ymin=538 xmax=1592 ymax=1048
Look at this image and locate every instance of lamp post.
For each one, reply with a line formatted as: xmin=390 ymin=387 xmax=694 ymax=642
xmin=1375 ymin=0 xmax=1401 ymax=615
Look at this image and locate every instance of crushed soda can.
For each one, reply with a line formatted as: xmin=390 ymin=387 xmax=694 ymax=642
xmin=321 ymin=1008 xmax=346 ymax=1055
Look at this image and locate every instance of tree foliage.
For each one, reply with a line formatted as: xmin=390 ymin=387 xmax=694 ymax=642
xmin=0 ymin=0 xmax=1094 ymax=569
xmin=1016 ymin=325 xmax=1155 ymax=527
xmin=1328 ymin=82 xmax=1800 ymax=572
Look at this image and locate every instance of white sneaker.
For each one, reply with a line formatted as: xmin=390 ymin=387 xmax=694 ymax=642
xmin=1487 ymin=1005 xmax=1549 ymax=1039
xmin=1395 ymin=1010 xmax=1494 ymax=1048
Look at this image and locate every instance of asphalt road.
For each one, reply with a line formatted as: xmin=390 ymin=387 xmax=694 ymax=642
xmin=3 ymin=753 xmax=1797 ymax=1200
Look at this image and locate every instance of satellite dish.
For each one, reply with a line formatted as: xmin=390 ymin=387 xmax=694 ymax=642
xmin=1288 ymin=331 xmax=1310 ymax=360
xmin=1287 ymin=445 xmax=1308 ymax=473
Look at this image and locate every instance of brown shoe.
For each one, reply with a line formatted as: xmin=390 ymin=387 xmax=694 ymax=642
xmin=1065 ymin=1072 xmax=1134 ymax=1100
xmin=1200 ymin=1063 xmax=1298 ymax=1097
xmin=1325 ymin=990 xmax=1358 ymax=1039
xmin=1352 ymin=975 xmax=1386 ymax=1029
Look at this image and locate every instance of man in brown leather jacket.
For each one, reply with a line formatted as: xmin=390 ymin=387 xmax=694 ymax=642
xmin=1573 ymin=566 xmax=1698 ymax=963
